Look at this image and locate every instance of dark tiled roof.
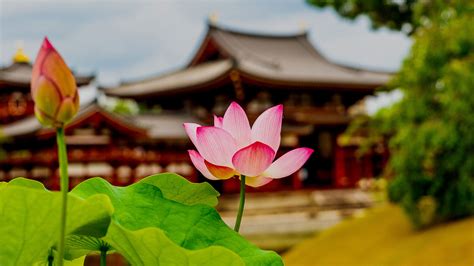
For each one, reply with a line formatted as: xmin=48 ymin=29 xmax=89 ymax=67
xmin=207 ymin=25 xmax=391 ymax=86
xmin=102 ymin=60 xmax=232 ymax=98
xmin=104 ymin=24 xmax=391 ymax=97
xmin=0 ymin=62 xmax=95 ymax=88
xmin=0 ymin=104 xmax=200 ymax=141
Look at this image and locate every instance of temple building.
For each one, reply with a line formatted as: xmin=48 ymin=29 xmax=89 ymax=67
xmin=0 ymin=23 xmax=390 ymax=192
xmin=102 ymin=23 xmax=391 ymax=190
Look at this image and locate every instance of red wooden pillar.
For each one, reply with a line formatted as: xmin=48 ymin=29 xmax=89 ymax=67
xmin=52 ymin=166 xmax=60 ymax=190
xmin=223 ymin=178 xmax=240 ymax=194
xmin=351 ymin=150 xmax=361 ymax=187
xmin=110 ymin=162 xmax=119 ymax=186
xmin=334 ymin=146 xmax=347 ymax=188
xmin=364 ymin=154 xmax=374 ymax=178
xmin=292 ymin=172 xmax=303 ymax=190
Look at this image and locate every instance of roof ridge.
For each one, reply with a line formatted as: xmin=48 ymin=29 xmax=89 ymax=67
xmin=112 ymin=59 xmax=231 ymax=88
xmin=212 ymin=30 xmax=280 ymax=70
xmin=296 ymin=36 xmax=393 ymax=75
xmin=209 ymin=23 xmax=307 ymax=39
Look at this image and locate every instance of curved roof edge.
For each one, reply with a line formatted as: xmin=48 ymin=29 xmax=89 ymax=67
xmin=0 ymin=103 xmax=147 ymax=139
xmin=207 ymin=23 xmax=308 ymax=39
xmin=102 ymin=59 xmax=233 ymax=98
xmin=0 ymin=62 xmax=96 ymax=88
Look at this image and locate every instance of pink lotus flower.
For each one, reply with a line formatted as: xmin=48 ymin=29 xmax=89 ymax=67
xmin=31 ymin=37 xmax=79 ymax=127
xmin=184 ymin=102 xmax=313 ymax=187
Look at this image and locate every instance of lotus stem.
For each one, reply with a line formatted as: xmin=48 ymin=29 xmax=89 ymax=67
xmin=234 ymin=175 xmax=246 ymax=232
xmin=56 ymin=127 xmax=69 ymax=266
xmin=47 ymin=249 xmax=54 ymax=266
xmin=100 ymin=246 xmax=108 ymax=266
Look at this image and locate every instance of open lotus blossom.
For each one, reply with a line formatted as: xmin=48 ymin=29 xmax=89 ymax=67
xmin=184 ymin=102 xmax=313 ymax=187
xmin=31 ymin=37 xmax=79 ymax=127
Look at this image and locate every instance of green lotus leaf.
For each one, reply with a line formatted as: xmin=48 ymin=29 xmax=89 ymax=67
xmin=62 ymin=173 xmax=219 ymax=260
xmin=106 ymin=222 xmax=243 ymax=266
xmin=64 ymin=256 xmax=86 ymax=266
xmin=64 ymin=235 xmax=111 ymax=260
xmin=32 ymin=255 xmax=86 ymax=266
xmin=71 ymin=175 xmax=283 ymax=265
xmin=139 ymin=173 xmax=220 ymax=207
xmin=0 ymin=183 xmax=113 ymax=265
xmin=7 ymin=177 xmax=46 ymax=190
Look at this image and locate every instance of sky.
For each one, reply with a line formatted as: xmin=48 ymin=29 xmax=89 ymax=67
xmin=1 ymin=0 xmax=411 ymax=112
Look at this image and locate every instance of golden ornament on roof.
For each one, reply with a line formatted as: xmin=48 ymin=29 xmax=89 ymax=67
xmin=13 ymin=47 xmax=30 ymax=63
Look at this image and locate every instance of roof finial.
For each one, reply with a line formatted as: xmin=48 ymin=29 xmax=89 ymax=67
xmin=12 ymin=41 xmax=30 ymax=64
xmin=208 ymin=12 xmax=219 ymax=25
xmin=298 ymin=20 xmax=308 ymax=33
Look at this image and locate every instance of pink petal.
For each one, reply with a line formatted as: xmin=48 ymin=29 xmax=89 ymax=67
xmin=264 ymin=148 xmax=314 ymax=179
xmin=232 ymin=142 xmax=275 ymax=177
xmin=222 ymin=102 xmax=251 ymax=148
xmin=245 ymin=176 xmax=273 ymax=187
xmin=188 ymin=150 xmax=218 ymax=180
xmin=183 ymin=123 xmax=201 ymax=148
xmin=213 ymin=115 xmax=223 ymax=128
xmin=196 ymin=126 xmax=237 ymax=167
xmin=251 ymin=104 xmax=283 ymax=152
xmin=31 ymin=37 xmax=55 ymax=96
xmin=204 ymin=160 xmax=235 ymax=180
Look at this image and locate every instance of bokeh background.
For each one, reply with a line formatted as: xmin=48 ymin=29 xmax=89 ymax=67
xmin=1 ymin=0 xmax=473 ymax=265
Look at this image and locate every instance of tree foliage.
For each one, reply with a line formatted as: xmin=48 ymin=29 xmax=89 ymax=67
xmin=384 ymin=1 xmax=474 ymax=227
xmin=310 ymin=0 xmax=474 ymax=227
xmin=306 ymin=0 xmax=468 ymax=34
xmin=307 ymin=0 xmax=417 ymax=33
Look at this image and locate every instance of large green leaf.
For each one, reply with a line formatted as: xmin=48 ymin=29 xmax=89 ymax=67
xmin=71 ymin=175 xmax=283 ymax=265
xmin=0 ymin=182 xmax=113 ymax=265
xmin=7 ymin=177 xmax=47 ymax=190
xmin=32 ymin=255 xmax=86 ymax=266
xmin=139 ymin=173 xmax=220 ymax=207
xmin=62 ymin=173 xmax=220 ymax=261
xmin=106 ymin=222 xmax=243 ymax=266
xmin=64 ymin=235 xmax=110 ymax=260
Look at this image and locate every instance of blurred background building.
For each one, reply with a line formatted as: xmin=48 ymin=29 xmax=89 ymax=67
xmin=0 ymin=22 xmax=390 ymax=193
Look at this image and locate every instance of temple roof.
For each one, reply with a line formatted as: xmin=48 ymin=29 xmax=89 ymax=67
xmin=0 ymin=104 xmax=145 ymax=139
xmin=0 ymin=62 xmax=95 ymax=89
xmin=103 ymin=60 xmax=232 ymax=97
xmin=0 ymin=104 xmax=201 ymax=141
xmin=104 ymin=23 xmax=392 ymax=98
xmin=134 ymin=113 xmax=202 ymax=140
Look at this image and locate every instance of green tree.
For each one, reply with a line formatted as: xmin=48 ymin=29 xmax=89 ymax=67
xmin=310 ymin=0 xmax=474 ymax=227
xmin=307 ymin=0 xmax=416 ymax=33
xmin=306 ymin=0 xmax=468 ymax=34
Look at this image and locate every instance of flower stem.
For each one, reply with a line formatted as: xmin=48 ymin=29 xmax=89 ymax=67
xmin=100 ymin=247 xmax=108 ymax=266
xmin=47 ymin=249 xmax=54 ymax=266
xmin=234 ymin=175 xmax=246 ymax=232
xmin=56 ymin=127 xmax=69 ymax=266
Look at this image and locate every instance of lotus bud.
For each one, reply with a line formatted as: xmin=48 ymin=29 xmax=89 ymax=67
xmin=31 ymin=37 xmax=79 ymax=128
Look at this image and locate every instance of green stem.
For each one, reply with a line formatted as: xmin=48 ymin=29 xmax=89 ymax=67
xmin=56 ymin=127 xmax=69 ymax=266
xmin=234 ymin=175 xmax=246 ymax=232
xmin=100 ymin=247 xmax=108 ymax=266
xmin=47 ymin=250 xmax=54 ymax=266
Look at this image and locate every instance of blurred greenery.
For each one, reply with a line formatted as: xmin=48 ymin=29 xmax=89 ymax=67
xmin=307 ymin=0 xmax=416 ymax=33
xmin=283 ymin=204 xmax=474 ymax=265
xmin=310 ymin=0 xmax=474 ymax=228
xmin=306 ymin=0 xmax=471 ymax=34
xmin=103 ymin=97 xmax=139 ymax=115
